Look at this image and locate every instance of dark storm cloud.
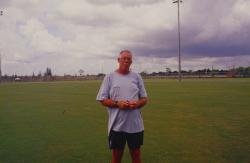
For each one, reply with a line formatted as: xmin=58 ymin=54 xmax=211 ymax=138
xmin=126 ymin=25 xmax=250 ymax=58
xmin=119 ymin=0 xmax=250 ymax=58
xmin=183 ymin=36 xmax=250 ymax=57
xmin=182 ymin=20 xmax=250 ymax=57
xmin=128 ymin=29 xmax=178 ymax=58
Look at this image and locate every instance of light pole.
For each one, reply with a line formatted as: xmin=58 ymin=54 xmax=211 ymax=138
xmin=0 ymin=10 xmax=3 ymax=83
xmin=0 ymin=51 xmax=2 ymax=83
xmin=173 ymin=0 xmax=183 ymax=82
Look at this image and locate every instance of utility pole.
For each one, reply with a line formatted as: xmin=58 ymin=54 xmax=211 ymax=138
xmin=173 ymin=0 xmax=183 ymax=82
xmin=0 ymin=10 xmax=3 ymax=83
xmin=0 ymin=52 xmax=2 ymax=83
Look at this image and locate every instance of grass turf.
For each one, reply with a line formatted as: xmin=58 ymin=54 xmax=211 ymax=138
xmin=0 ymin=78 xmax=250 ymax=162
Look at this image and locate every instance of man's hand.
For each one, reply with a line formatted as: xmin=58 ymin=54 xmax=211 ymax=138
xmin=129 ymin=100 xmax=139 ymax=109
xmin=129 ymin=97 xmax=148 ymax=110
xmin=117 ymin=100 xmax=129 ymax=110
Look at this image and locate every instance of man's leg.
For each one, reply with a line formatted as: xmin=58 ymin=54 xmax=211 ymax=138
xmin=112 ymin=149 xmax=124 ymax=163
xmin=126 ymin=131 xmax=144 ymax=163
xmin=129 ymin=148 xmax=141 ymax=163
xmin=109 ymin=130 xmax=126 ymax=163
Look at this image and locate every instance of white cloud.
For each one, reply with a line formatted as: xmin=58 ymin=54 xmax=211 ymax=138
xmin=19 ymin=18 xmax=63 ymax=53
xmin=86 ymin=0 xmax=164 ymax=7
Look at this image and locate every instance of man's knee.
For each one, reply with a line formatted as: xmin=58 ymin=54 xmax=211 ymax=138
xmin=129 ymin=148 xmax=141 ymax=162
xmin=112 ymin=149 xmax=124 ymax=163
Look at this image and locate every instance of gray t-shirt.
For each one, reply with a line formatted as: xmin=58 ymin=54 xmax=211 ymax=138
xmin=96 ymin=71 xmax=147 ymax=134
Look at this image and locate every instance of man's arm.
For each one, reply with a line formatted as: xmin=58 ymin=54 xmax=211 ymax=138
xmin=100 ymin=99 xmax=129 ymax=110
xmin=100 ymin=97 xmax=147 ymax=110
xmin=100 ymin=99 xmax=117 ymax=108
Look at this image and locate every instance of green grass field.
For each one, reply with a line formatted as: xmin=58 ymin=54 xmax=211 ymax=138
xmin=0 ymin=79 xmax=250 ymax=163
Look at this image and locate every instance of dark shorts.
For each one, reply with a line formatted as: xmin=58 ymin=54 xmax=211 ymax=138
xmin=108 ymin=130 xmax=144 ymax=149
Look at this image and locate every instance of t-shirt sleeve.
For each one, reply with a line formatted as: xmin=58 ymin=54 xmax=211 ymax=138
xmin=96 ymin=74 xmax=110 ymax=101
xmin=138 ymin=74 xmax=147 ymax=98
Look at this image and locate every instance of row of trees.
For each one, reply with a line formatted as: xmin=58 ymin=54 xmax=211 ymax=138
xmin=230 ymin=66 xmax=250 ymax=77
xmin=31 ymin=68 xmax=85 ymax=77
xmin=0 ymin=67 xmax=100 ymax=82
xmin=140 ymin=66 xmax=250 ymax=77
xmin=0 ymin=66 xmax=250 ymax=82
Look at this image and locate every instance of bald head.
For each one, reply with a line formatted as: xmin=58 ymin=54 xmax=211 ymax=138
xmin=119 ymin=50 xmax=132 ymax=59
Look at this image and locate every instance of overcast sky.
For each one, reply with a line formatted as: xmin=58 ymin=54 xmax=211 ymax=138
xmin=0 ymin=0 xmax=250 ymax=75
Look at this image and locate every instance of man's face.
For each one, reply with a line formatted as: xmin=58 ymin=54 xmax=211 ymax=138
xmin=118 ymin=52 xmax=132 ymax=70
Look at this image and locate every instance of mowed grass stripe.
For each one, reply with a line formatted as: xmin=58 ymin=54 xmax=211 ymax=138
xmin=0 ymin=79 xmax=249 ymax=162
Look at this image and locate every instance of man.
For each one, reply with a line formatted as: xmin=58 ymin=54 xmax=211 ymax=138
xmin=96 ymin=50 xmax=148 ymax=163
